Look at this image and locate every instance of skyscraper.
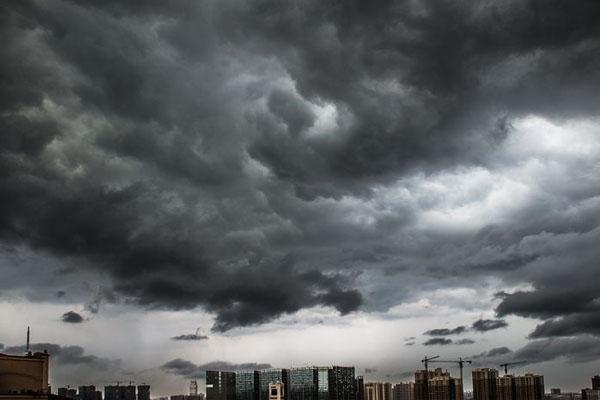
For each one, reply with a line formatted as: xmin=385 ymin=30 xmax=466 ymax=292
xmin=497 ymin=375 xmax=515 ymax=400
xmin=207 ymin=371 xmax=236 ymax=400
xmin=260 ymin=369 xmax=289 ymax=400
xmin=355 ymin=377 xmax=364 ymax=400
xmin=328 ymin=367 xmax=356 ymax=400
xmin=593 ymin=377 xmax=600 ymax=391
xmin=237 ymin=371 xmax=260 ymax=400
xmin=472 ymin=369 xmax=498 ymax=400
xmin=428 ymin=370 xmax=456 ymax=400
xmin=289 ymin=367 xmax=318 ymax=400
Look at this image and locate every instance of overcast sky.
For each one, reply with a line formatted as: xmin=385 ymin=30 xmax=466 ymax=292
xmin=1 ymin=0 xmax=600 ymax=396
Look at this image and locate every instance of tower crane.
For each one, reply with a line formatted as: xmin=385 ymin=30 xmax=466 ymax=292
xmin=421 ymin=355 xmax=440 ymax=373
xmin=430 ymin=357 xmax=472 ymax=384
xmin=499 ymin=361 xmax=527 ymax=375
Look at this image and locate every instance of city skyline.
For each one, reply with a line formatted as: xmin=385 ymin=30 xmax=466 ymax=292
xmin=2 ymin=0 xmax=600 ymax=396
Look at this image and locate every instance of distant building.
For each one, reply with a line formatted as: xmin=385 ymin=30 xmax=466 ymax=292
xmin=415 ymin=371 xmax=435 ymax=400
xmin=355 ymin=377 xmax=364 ymax=400
xmin=383 ymin=384 xmax=392 ymax=400
xmin=328 ymin=368 xmax=355 ymax=400
xmin=392 ymin=383 xmax=414 ymax=400
xmin=104 ymin=385 xmax=136 ymax=400
xmin=497 ymin=375 xmax=515 ymax=400
xmin=0 ymin=351 xmax=50 ymax=396
xmin=260 ymin=370 xmax=289 ymax=400
xmin=191 ymin=382 xmax=199 ymax=396
xmin=428 ymin=369 xmax=461 ymax=400
xmin=270 ymin=383 xmax=285 ymax=400
xmin=289 ymin=367 xmax=318 ymax=400
xmin=514 ymin=374 xmax=543 ymax=400
xmin=57 ymin=388 xmax=77 ymax=399
xmin=593 ymin=378 xmax=600 ymax=392
xmin=207 ymin=371 xmax=236 ymax=400
xmin=364 ymin=383 xmax=383 ymax=400
xmin=582 ymin=390 xmax=600 ymax=400
xmin=550 ymin=390 xmax=561 ymax=396
xmin=137 ymin=385 xmax=150 ymax=400
xmin=236 ymin=371 xmax=260 ymax=400
xmin=80 ymin=386 xmax=102 ymax=400
xmin=472 ymin=369 xmax=499 ymax=400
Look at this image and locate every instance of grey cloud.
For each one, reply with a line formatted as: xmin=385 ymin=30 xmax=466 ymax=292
xmin=61 ymin=311 xmax=84 ymax=323
xmin=1 ymin=0 xmax=600 ymax=342
xmin=424 ymin=326 xmax=467 ymax=336
xmin=472 ymin=319 xmax=508 ymax=332
xmin=455 ymin=339 xmax=475 ymax=345
xmin=161 ymin=359 xmax=272 ymax=379
xmin=3 ymin=342 xmax=119 ymax=370
xmin=364 ymin=368 xmax=377 ymax=373
xmin=423 ymin=338 xmax=452 ymax=346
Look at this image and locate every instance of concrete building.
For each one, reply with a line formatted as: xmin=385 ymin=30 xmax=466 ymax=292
xmin=270 ymin=384 xmax=285 ymax=400
xmin=392 ymin=383 xmax=414 ymax=400
xmin=0 ymin=351 xmax=50 ymax=396
xmin=206 ymin=372 xmax=236 ymax=400
xmin=472 ymin=369 xmax=499 ymax=400
xmin=364 ymin=383 xmax=383 ymax=400
xmin=415 ymin=371 xmax=435 ymax=400
xmin=497 ymin=375 xmax=515 ymax=400
xmin=428 ymin=369 xmax=461 ymax=400
xmin=514 ymin=374 xmax=543 ymax=400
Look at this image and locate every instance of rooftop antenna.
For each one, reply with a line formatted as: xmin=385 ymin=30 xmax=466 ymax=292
xmin=26 ymin=326 xmax=31 ymax=355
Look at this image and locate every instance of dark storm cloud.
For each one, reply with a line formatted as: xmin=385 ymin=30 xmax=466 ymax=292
xmin=61 ymin=311 xmax=84 ymax=323
xmin=2 ymin=0 xmax=600 ymax=339
xmin=455 ymin=339 xmax=475 ymax=345
xmin=161 ymin=359 xmax=272 ymax=379
xmin=423 ymin=338 xmax=452 ymax=346
xmin=424 ymin=326 xmax=467 ymax=336
xmin=472 ymin=319 xmax=508 ymax=332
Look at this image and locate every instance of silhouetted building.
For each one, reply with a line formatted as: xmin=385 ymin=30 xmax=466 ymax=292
xmin=236 ymin=371 xmax=260 ymax=400
xmin=105 ymin=385 xmax=136 ymax=400
xmin=328 ymin=367 xmax=355 ymax=400
xmin=260 ymin=370 xmax=289 ymax=400
xmin=355 ymin=377 xmax=364 ymax=400
xmin=137 ymin=385 xmax=150 ymax=400
xmin=514 ymin=375 xmax=543 ymax=400
xmin=550 ymin=390 xmax=561 ymax=396
xmin=207 ymin=371 xmax=236 ymax=400
xmin=472 ymin=369 xmax=498 ymax=400
xmin=582 ymin=389 xmax=600 ymax=400
xmin=415 ymin=371 xmax=435 ymax=400
xmin=58 ymin=388 xmax=77 ymax=399
xmin=0 ymin=351 xmax=50 ymax=396
xmin=392 ymin=383 xmax=414 ymax=400
xmin=80 ymin=386 xmax=102 ymax=400
xmin=593 ymin=378 xmax=600 ymax=392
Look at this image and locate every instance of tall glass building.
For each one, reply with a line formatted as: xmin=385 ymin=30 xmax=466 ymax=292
xmin=328 ymin=367 xmax=355 ymax=400
xmin=237 ymin=371 xmax=260 ymax=400
xmin=260 ymin=369 xmax=289 ymax=400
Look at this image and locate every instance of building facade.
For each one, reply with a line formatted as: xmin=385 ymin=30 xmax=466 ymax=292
xmin=392 ymin=383 xmax=414 ymax=400
xmin=260 ymin=370 xmax=289 ymax=400
xmin=514 ymin=374 xmax=543 ymax=400
xmin=415 ymin=371 xmax=435 ymax=400
xmin=0 ymin=352 xmax=50 ymax=396
xmin=328 ymin=367 xmax=355 ymax=400
xmin=355 ymin=377 xmax=364 ymax=400
xmin=472 ymin=369 xmax=499 ymax=400
xmin=207 ymin=371 xmax=236 ymax=400
xmin=236 ymin=371 xmax=260 ymax=400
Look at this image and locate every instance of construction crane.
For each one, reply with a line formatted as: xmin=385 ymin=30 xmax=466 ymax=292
xmin=430 ymin=357 xmax=472 ymax=384
xmin=499 ymin=361 xmax=527 ymax=375
xmin=421 ymin=355 xmax=440 ymax=373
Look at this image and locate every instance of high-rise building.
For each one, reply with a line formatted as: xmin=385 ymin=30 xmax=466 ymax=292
xmin=207 ymin=371 xmax=236 ymax=400
xmin=582 ymin=389 xmax=600 ymax=400
xmin=260 ymin=370 xmax=289 ymax=400
xmin=289 ymin=367 xmax=318 ymax=400
xmin=497 ymin=375 xmax=514 ymax=400
xmin=364 ymin=383 xmax=383 ymax=400
xmin=383 ymin=384 xmax=392 ymax=400
xmin=328 ymin=367 xmax=356 ymax=400
xmin=355 ymin=377 xmax=364 ymax=400
xmin=137 ymin=385 xmax=150 ymax=400
xmin=428 ymin=369 xmax=460 ymax=400
xmin=58 ymin=387 xmax=78 ymax=399
xmin=415 ymin=371 xmax=435 ymax=400
xmin=472 ymin=369 xmax=498 ymax=400
xmin=105 ymin=385 xmax=136 ymax=400
xmin=80 ymin=385 xmax=101 ymax=400
xmin=236 ymin=371 xmax=260 ymax=400
xmin=513 ymin=374 xmax=543 ymax=400
xmin=392 ymin=382 xmax=414 ymax=400
xmin=593 ymin=377 xmax=600 ymax=392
